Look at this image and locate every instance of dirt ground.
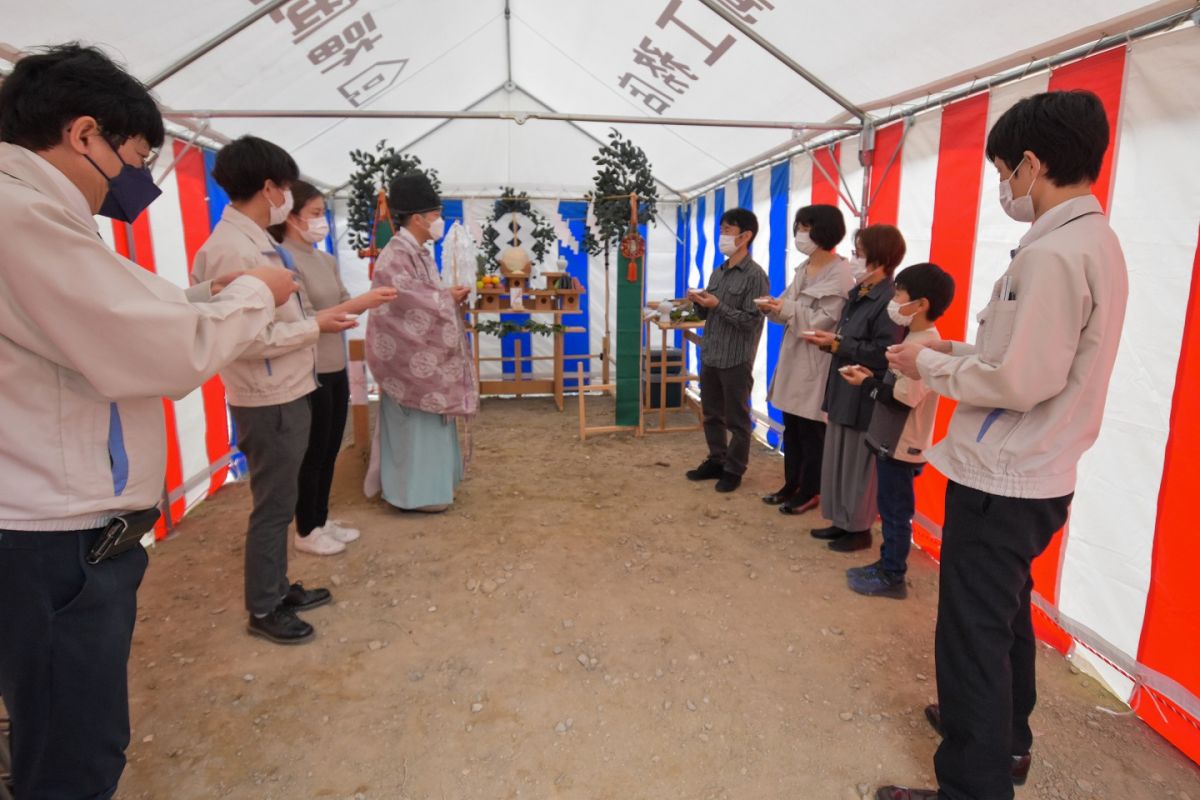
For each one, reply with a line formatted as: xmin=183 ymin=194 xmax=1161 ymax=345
xmin=117 ymin=397 xmax=1199 ymax=800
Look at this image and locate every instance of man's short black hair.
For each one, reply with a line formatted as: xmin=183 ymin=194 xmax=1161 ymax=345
xmin=0 ymin=43 xmax=164 ymax=151
xmin=211 ymin=136 xmax=300 ymax=202
xmin=721 ymin=207 xmax=758 ymax=244
xmin=986 ymin=90 xmax=1109 ymax=185
xmin=895 ymin=262 xmax=956 ymax=322
xmin=793 ymin=204 xmax=846 ymax=251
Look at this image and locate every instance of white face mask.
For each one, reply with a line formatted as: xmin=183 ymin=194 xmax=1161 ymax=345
xmin=292 ymin=215 xmax=330 ymax=244
xmin=794 ymin=230 xmax=817 ymax=255
xmin=887 ymin=299 xmax=918 ymax=327
xmin=426 ymin=215 xmax=446 ymax=241
xmin=717 ymin=234 xmax=738 ymax=256
xmin=848 ymin=256 xmax=868 ymax=277
xmin=999 ymin=158 xmax=1037 ymax=223
xmin=268 ymin=187 xmax=294 ymax=226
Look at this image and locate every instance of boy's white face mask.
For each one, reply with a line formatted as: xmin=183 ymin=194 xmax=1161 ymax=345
xmin=999 ymin=157 xmax=1037 ymax=223
xmin=887 ymin=299 xmax=918 ymax=327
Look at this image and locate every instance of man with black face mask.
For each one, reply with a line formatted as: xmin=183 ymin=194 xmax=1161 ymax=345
xmin=0 ymin=44 xmax=297 ymax=799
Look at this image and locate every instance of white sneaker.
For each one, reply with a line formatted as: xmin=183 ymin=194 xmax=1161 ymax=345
xmin=324 ymin=519 xmax=361 ymax=544
xmin=294 ymin=527 xmax=346 ymax=555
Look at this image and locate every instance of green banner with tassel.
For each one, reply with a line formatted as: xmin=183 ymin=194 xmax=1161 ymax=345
xmin=615 ymin=236 xmax=644 ymax=427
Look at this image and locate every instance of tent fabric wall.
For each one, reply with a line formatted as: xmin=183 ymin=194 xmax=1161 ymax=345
xmin=672 ymin=31 xmax=1200 ymax=763
xmin=7 ymin=0 xmax=1197 ymax=765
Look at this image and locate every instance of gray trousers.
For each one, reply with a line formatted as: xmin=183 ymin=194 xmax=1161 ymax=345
xmin=700 ymin=362 xmax=754 ymax=477
xmin=820 ymin=421 xmax=878 ymax=532
xmin=231 ymin=398 xmax=311 ymax=615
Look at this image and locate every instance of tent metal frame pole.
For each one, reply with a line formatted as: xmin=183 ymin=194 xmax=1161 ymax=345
xmin=503 ymin=0 xmax=514 ymax=87
xmin=859 ymin=1 xmax=1198 ymax=113
xmin=515 ymin=85 xmax=686 ymax=200
xmin=695 ymin=0 xmax=866 ymax=122
xmin=145 ymin=0 xmax=291 ymax=89
xmin=327 ymin=83 xmax=513 ymax=194
xmin=867 ymin=8 xmax=1195 ymax=129
xmin=153 ymin=120 xmax=210 ymax=186
xmin=166 ymin=108 xmax=859 ymax=133
xmin=681 ymin=8 xmax=1195 ymax=201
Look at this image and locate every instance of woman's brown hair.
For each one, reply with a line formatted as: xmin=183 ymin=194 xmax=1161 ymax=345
xmin=856 ymin=224 xmax=907 ymax=276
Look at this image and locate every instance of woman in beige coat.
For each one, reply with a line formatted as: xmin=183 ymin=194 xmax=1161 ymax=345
xmin=761 ymin=205 xmax=856 ymax=514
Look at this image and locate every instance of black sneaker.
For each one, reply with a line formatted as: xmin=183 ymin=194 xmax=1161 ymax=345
xmin=846 ymin=559 xmax=884 ymax=579
xmin=847 ymin=566 xmax=907 ymax=598
xmin=686 ymin=459 xmax=724 ymax=481
xmin=809 ymin=525 xmax=847 ymax=540
xmin=828 ymin=530 xmax=872 ymax=552
xmin=714 ymin=472 xmax=742 ymax=492
xmin=281 ymin=581 xmax=332 ymax=612
xmin=247 ymin=606 xmax=314 ymax=645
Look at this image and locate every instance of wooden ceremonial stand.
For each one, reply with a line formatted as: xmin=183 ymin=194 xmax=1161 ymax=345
xmin=466 ymin=307 xmax=585 ymax=412
xmin=641 ymin=316 xmax=704 ymax=434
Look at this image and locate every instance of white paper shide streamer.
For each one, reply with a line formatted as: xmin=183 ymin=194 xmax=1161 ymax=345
xmin=443 ymin=221 xmax=478 ymax=306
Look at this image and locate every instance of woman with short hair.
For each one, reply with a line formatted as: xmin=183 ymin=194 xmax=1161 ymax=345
xmin=761 ymin=204 xmax=856 ymax=515
xmin=802 ymin=224 xmax=907 ymax=552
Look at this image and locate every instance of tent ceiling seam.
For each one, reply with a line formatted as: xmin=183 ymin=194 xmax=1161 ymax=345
xmin=509 ymin=10 xmax=736 ymax=180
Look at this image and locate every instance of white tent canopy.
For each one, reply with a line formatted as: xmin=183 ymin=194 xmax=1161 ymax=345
xmin=3 ymin=0 xmax=1190 ymax=196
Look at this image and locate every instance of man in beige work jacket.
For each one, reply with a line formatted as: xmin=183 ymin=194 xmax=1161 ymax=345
xmin=0 ymin=44 xmax=296 ymax=800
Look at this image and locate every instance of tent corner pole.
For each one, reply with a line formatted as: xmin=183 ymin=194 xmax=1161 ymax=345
xmin=696 ymin=0 xmax=866 ymax=122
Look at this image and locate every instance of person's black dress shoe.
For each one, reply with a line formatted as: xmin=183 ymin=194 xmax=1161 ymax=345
xmin=247 ymin=607 xmax=314 ymax=645
xmin=924 ymin=704 xmax=1032 ymax=784
xmin=874 ymin=786 xmax=938 ymax=799
xmin=779 ymin=495 xmax=820 ymax=515
xmin=828 ymin=530 xmax=872 ymax=552
xmin=281 ymin=581 xmax=332 ymax=612
xmin=810 ymin=525 xmax=847 ymax=540
xmin=762 ymin=486 xmax=796 ymax=505
xmin=714 ymin=472 xmax=742 ymax=492
xmin=686 ymin=459 xmax=724 ymax=481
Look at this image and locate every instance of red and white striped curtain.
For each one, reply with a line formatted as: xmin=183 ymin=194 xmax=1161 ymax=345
xmin=98 ymin=140 xmax=237 ymax=538
xmin=685 ymin=26 xmax=1200 ymax=763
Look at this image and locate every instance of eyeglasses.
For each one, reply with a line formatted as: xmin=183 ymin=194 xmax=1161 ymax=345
xmin=101 ymin=131 xmax=157 ymax=170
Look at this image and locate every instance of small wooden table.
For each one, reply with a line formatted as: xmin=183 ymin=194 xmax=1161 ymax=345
xmin=642 ymin=317 xmax=704 ymax=434
xmin=466 ymin=309 xmax=586 ymax=412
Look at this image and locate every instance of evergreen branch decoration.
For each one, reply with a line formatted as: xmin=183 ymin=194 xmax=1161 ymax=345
xmin=480 ymin=187 xmax=558 ymax=273
xmin=474 ymin=319 xmax=564 ymax=338
xmin=582 ymin=129 xmax=658 ymax=256
xmin=346 ymin=141 xmax=441 ymax=251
